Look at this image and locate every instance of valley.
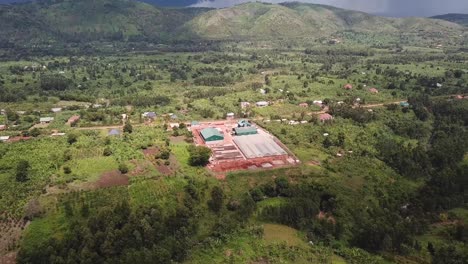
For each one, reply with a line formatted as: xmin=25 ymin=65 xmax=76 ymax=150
xmin=0 ymin=1 xmax=467 ymax=264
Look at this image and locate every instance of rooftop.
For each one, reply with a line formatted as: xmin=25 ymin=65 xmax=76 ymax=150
xmin=200 ymin=127 xmax=223 ymax=139
xmin=233 ymin=134 xmax=287 ymax=159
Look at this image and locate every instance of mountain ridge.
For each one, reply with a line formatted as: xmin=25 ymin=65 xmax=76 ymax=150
xmin=0 ymin=0 xmax=464 ymax=46
xmin=432 ymin=13 xmax=468 ymax=27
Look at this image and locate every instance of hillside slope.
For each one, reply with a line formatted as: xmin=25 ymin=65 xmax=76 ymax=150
xmin=0 ymin=0 xmax=464 ymax=46
xmin=0 ymin=0 xmax=207 ymax=44
xmin=186 ymin=2 xmax=463 ymax=40
xmin=432 ymin=13 xmax=468 ymax=27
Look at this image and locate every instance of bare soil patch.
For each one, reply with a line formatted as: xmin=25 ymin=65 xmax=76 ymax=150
xmin=170 ymin=136 xmax=186 ymax=144
xmin=0 ymin=251 xmax=17 ymax=264
xmin=95 ymin=170 xmax=129 ymax=188
xmin=142 ymin=147 xmax=160 ymax=157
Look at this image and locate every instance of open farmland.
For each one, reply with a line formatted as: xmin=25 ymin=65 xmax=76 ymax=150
xmin=0 ymin=1 xmax=467 ymax=262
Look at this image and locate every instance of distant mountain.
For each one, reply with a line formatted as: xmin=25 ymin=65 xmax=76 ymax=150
xmin=432 ymin=13 xmax=468 ymax=26
xmin=186 ymin=2 xmax=463 ymax=40
xmin=0 ymin=0 xmax=463 ymax=47
xmin=0 ymin=0 xmax=199 ymax=6
xmin=0 ymin=0 xmax=208 ymax=45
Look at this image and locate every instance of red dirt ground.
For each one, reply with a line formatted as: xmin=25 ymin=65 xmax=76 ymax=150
xmin=191 ymin=121 xmax=299 ymax=174
xmin=95 ymin=170 xmax=129 ymax=188
xmin=143 ymin=147 xmax=160 ymax=157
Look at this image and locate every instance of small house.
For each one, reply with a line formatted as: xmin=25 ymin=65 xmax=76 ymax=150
xmin=240 ymin=102 xmax=251 ymax=109
xmin=256 ymin=101 xmax=269 ymax=107
xmin=51 ymin=107 xmax=62 ymax=113
xmin=169 ymin=123 xmax=180 ymax=129
xmin=319 ymin=113 xmax=334 ymax=122
xmin=67 ymin=115 xmax=80 ymax=125
xmin=0 ymin=136 xmax=9 ymax=142
xmin=313 ymin=100 xmax=323 ymax=106
xmin=40 ymin=117 xmax=54 ymax=124
xmin=226 ymin=113 xmax=235 ymax=119
xmin=400 ymin=102 xmax=410 ymax=108
xmin=108 ymin=129 xmax=120 ymax=136
xmin=238 ymin=119 xmax=251 ymax=127
xmin=299 ymin=103 xmax=309 ymax=108
xmin=234 ymin=127 xmax=258 ymax=136
xmin=0 ymin=125 xmax=6 ymax=131
xmin=200 ymin=128 xmax=224 ymax=142
xmin=142 ymin=112 xmax=157 ymax=119
xmin=344 ymin=84 xmax=353 ymax=90
xmin=369 ymin=88 xmax=379 ymax=94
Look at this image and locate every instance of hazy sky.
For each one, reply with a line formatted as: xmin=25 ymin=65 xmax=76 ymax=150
xmin=191 ymin=0 xmax=468 ymax=17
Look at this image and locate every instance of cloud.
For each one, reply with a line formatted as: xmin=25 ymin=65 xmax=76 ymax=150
xmin=191 ymin=0 xmax=468 ymax=17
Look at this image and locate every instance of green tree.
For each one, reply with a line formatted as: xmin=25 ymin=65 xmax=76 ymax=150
xmin=67 ymin=133 xmax=78 ymax=145
xmin=123 ymin=122 xmax=133 ymax=134
xmin=187 ymin=146 xmax=211 ymax=167
xmin=30 ymin=128 xmax=41 ymax=137
xmin=15 ymin=160 xmax=30 ymax=182
xmin=208 ymin=186 xmax=224 ymax=213
xmin=119 ymin=163 xmax=129 ymax=174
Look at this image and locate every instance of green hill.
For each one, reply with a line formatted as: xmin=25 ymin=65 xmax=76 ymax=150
xmin=0 ymin=0 xmax=206 ymax=44
xmin=186 ymin=2 xmax=463 ymax=41
xmin=432 ymin=13 xmax=468 ymax=27
xmin=0 ymin=0 xmax=464 ymax=46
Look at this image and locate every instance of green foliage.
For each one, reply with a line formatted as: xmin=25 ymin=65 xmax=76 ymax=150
xmin=187 ymin=145 xmax=211 ymax=167
xmin=208 ymin=186 xmax=224 ymax=213
xmin=15 ymin=159 xmax=30 ymax=182
xmin=118 ymin=163 xmax=129 ymax=174
xmin=123 ymin=122 xmax=133 ymax=134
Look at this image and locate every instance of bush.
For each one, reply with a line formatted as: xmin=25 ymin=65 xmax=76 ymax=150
xmin=103 ymin=147 xmax=113 ymax=156
xmin=15 ymin=160 xmax=30 ymax=182
xmin=67 ymin=133 xmax=78 ymax=145
xmin=119 ymin=163 xmax=129 ymax=174
xmin=187 ymin=145 xmax=212 ymax=167
xmin=63 ymin=166 xmax=72 ymax=174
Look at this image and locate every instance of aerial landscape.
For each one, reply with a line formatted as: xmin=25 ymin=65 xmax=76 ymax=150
xmin=0 ymin=0 xmax=467 ymax=263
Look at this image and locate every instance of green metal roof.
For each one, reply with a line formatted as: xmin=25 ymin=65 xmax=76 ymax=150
xmin=201 ymin=128 xmax=223 ymax=140
xmin=234 ymin=127 xmax=258 ymax=135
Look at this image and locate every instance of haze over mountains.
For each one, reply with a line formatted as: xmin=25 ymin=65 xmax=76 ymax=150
xmin=0 ymin=0 xmax=465 ymax=46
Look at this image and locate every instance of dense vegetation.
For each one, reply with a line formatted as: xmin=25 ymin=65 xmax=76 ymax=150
xmin=0 ymin=1 xmax=467 ymax=263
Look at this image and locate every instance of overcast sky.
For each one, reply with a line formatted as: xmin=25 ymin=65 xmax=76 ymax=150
xmin=191 ymin=0 xmax=468 ymax=17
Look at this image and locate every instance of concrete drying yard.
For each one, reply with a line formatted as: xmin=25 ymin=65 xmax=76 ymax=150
xmin=190 ymin=120 xmax=299 ymax=173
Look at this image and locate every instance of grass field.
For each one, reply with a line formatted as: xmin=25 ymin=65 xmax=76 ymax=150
xmin=262 ymin=223 xmax=305 ymax=246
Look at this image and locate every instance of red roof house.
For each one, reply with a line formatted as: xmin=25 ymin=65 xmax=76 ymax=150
xmin=67 ymin=115 xmax=80 ymax=125
xmin=344 ymin=84 xmax=353 ymax=90
xmin=369 ymin=88 xmax=379 ymax=94
xmin=319 ymin=113 xmax=334 ymax=122
xmin=299 ymin=103 xmax=309 ymax=108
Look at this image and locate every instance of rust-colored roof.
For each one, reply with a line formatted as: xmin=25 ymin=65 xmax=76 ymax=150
xmin=319 ymin=113 xmax=333 ymax=121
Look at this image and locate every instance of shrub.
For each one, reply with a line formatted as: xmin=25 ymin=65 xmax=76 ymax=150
xmin=187 ymin=145 xmax=211 ymax=167
xmin=63 ymin=166 xmax=72 ymax=174
xmin=119 ymin=163 xmax=129 ymax=174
